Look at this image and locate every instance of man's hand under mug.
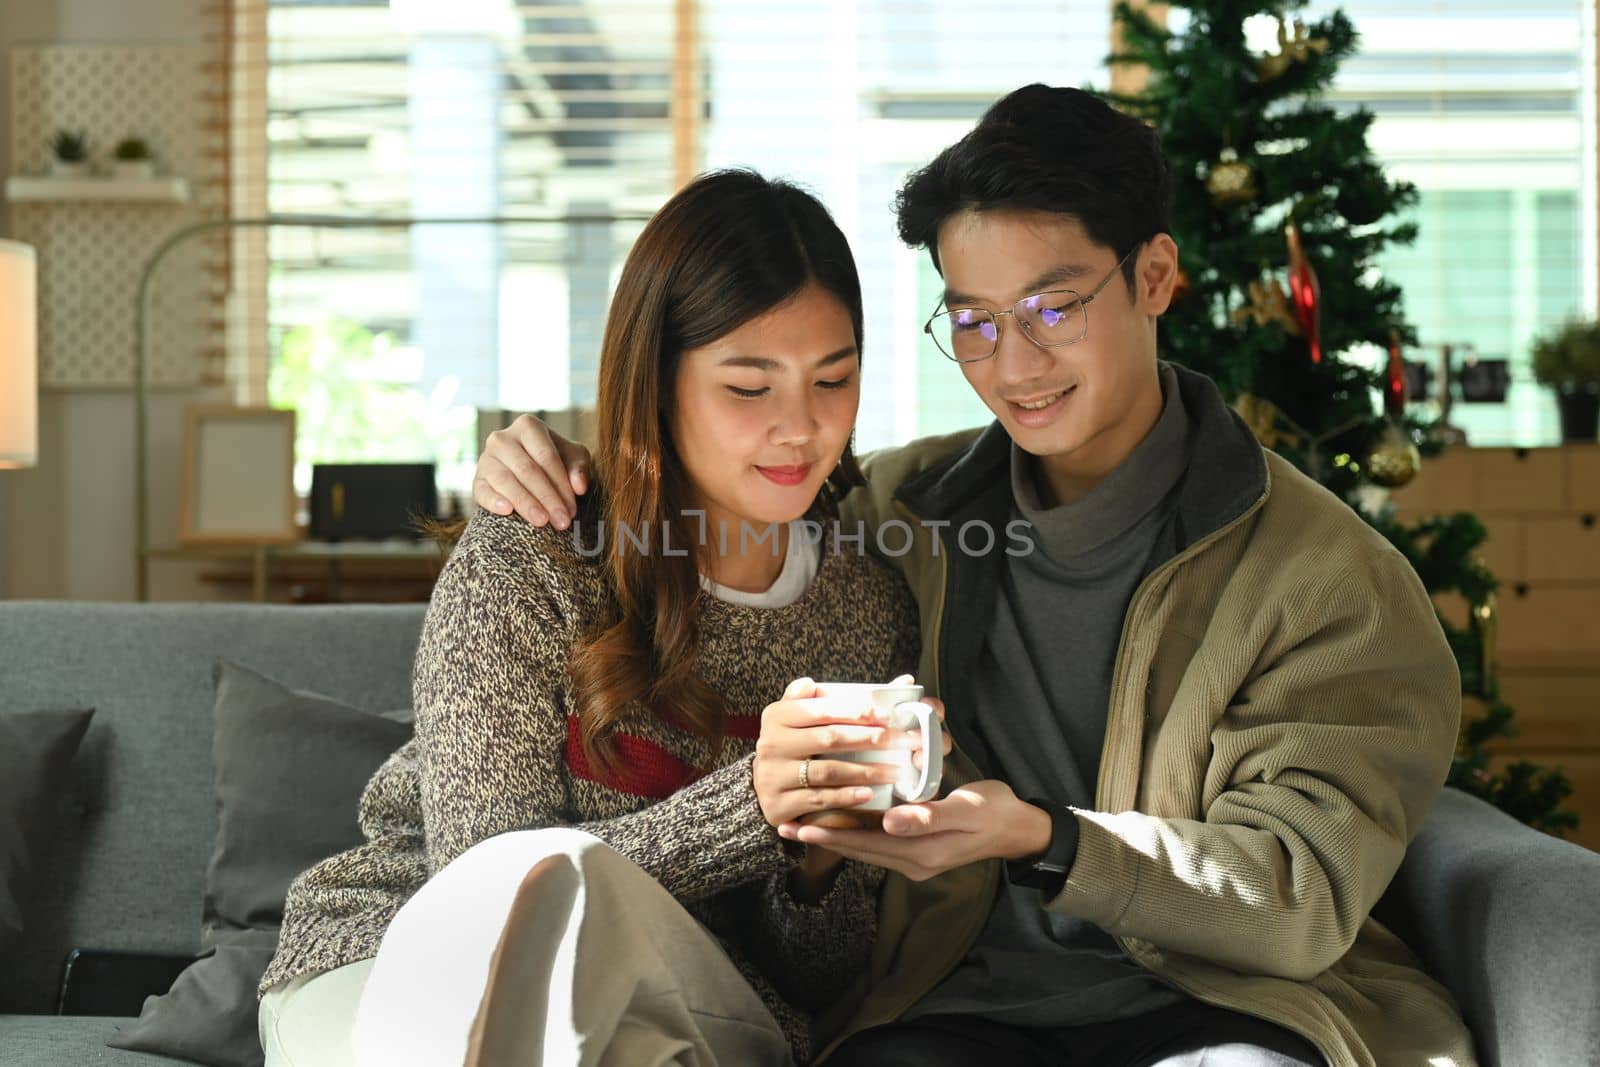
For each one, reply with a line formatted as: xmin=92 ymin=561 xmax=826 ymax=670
xmin=777 ymin=779 xmax=1054 ymax=884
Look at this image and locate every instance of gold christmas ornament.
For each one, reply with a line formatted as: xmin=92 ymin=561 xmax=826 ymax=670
xmin=1207 ymin=147 xmax=1257 ymax=204
xmin=1258 ymin=16 xmax=1330 ymax=83
xmin=1230 ymin=276 xmax=1302 ymax=334
xmin=1234 ymin=393 xmax=1302 ymax=451
xmin=1365 ymin=422 xmax=1421 ymax=488
xmin=1472 ymin=590 xmax=1498 ymax=694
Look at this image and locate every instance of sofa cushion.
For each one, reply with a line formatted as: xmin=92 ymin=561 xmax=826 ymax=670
xmin=0 ymin=1013 xmax=193 ymax=1066
xmin=202 ymin=661 xmax=413 ymax=931
xmin=108 ymin=662 xmax=412 ymax=1067
xmin=0 ymin=602 xmax=426 ymax=1015
xmin=0 ymin=707 xmax=94 ymax=955
xmin=104 ymin=928 xmax=279 ymax=1067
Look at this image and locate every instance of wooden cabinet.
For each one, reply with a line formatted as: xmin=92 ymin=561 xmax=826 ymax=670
xmin=1390 ymin=445 xmax=1600 ymax=851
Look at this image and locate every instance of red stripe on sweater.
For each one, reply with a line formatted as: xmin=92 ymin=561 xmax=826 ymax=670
xmin=564 ymin=717 xmax=703 ymax=798
xmin=563 ymin=714 xmax=762 ymax=798
xmin=723 ymin=714 xmax=762 ymax=741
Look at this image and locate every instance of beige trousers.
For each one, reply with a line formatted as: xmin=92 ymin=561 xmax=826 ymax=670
xmin=259 ymin=828 xmax=793 ymax=1067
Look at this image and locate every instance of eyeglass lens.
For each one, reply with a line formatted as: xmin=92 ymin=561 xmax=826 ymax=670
xmin=933 ymin=292 xmax=1087 ymax=361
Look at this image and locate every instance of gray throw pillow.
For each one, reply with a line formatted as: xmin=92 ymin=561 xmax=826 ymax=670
xmin=0 ymin=707 xmax=95 ymax=952
xmin=108 ymin=661 xmax=411 ymax=1067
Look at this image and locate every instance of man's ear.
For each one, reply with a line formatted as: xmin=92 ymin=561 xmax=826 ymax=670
xmin=1138 ymin=233 xmax=1181 ymax=317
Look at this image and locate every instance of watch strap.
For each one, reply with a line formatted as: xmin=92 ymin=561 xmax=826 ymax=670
xmin=1004 ymin=797 xmax=1079 ymax=895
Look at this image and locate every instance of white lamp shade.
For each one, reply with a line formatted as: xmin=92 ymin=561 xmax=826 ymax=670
xmin=0 ymin=239 xmax=38 ymax=469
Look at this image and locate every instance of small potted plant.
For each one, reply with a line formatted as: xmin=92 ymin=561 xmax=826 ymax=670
xmin=48 ymin=129 xmax=90 ymax=178
xmin=112 ymin=136 xmax=155 ymax=180
xmin=1531 ymin=319 xmax=1600 ymax=442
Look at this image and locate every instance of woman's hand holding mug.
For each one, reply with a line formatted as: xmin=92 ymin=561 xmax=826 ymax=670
xmin=753 ymin=675 xmax=948 ymax=898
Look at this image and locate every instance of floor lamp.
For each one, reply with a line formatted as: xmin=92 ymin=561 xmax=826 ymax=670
xmin=0 ymin=238 xmax=38 ymax=471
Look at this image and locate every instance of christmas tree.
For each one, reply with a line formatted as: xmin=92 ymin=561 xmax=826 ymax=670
xmin=1101 ymin=0 xmax=1577 ymax=834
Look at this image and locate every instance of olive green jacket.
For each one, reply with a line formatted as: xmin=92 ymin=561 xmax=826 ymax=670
xmin=814 ymin=364 xmax=1476 ymax=1067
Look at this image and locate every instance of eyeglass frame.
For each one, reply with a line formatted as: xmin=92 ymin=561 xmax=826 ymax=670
xmin=922 ymin=243 xmax=1142 ymax=364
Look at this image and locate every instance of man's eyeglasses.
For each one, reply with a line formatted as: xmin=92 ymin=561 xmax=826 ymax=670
xmin=923 ymin=245 xmax=1140 ymax=364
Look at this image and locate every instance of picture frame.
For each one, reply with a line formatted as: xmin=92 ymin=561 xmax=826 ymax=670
xmin=178 ymin=405 xmax=299 ymax=545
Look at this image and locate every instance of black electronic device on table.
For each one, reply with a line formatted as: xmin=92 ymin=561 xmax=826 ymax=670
xmin=309 ymin=463 xmax=438 ymax=541
xmin=1458 ymin=358 xmax=1510 ymax=404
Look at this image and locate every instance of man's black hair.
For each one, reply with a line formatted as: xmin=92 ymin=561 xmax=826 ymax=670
xmin=894 ymin=84 xmax=1173 ymax=288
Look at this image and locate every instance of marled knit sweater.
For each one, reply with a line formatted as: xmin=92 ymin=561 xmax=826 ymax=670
xmin=258 ymin=508 xmax=921 ymax=1061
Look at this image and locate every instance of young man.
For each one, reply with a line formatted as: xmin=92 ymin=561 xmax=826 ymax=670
xmin=468 ymin=86 xmax=1474 ymax=1067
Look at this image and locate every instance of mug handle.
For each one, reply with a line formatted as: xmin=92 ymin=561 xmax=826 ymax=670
xmin=893 ymin=701 xmax=943 ymax=803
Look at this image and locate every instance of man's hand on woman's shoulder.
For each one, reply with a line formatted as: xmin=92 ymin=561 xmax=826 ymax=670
xmin=473 ymin=414 xmax=593 ymax=529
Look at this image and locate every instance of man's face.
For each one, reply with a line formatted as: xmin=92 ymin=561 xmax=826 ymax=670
xmin=934 ymin=208 xmax=1176 ymax=496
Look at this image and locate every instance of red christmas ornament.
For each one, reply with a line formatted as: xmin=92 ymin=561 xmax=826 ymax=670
xmin=1385 ymin=328 xmax=1407 ymax=419
xmin=1284 ymin=220 xmax=1322 ymax=364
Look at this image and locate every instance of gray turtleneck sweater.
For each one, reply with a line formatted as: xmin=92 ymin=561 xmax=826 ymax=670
xmin=910 ymin=362 xmax=1193 ymax=1027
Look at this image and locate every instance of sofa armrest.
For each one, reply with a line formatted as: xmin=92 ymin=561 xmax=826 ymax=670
xmin=1390 ymin=787 xmax=1600 ymax=1067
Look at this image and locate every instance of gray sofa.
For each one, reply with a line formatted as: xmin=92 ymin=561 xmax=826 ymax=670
xmin=1 ymin=601 xmax=1598 ymax=1067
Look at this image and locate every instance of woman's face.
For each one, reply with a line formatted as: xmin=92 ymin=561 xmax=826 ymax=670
xmin=670 ymin=280 xmax=861 ymax=541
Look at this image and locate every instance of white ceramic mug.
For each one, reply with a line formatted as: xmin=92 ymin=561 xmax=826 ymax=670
xmin=807 ymin=681 xmax=943 ymax=826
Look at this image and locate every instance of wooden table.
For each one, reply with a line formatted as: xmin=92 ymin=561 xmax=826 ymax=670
xmin=145 ymin=540 xmax=445 ymax=602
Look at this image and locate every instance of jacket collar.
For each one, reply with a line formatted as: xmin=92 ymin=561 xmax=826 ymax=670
xmin=895 ymin=362 xmax=1269 ymax=552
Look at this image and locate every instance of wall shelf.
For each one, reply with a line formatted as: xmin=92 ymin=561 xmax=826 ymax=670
xmin=4 ymin=176 xmax=191 ymax=204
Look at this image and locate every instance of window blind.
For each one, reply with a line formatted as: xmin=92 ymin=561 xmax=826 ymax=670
xmin=224 ymin=0 xmax=687 ymax=490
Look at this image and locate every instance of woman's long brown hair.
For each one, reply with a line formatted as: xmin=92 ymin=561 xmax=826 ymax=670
xmin=570 ymin=169 xmax=866 ymax=778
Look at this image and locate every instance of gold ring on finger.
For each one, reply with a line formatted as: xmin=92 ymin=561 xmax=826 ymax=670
xmin=798 ymin=757 xmax=811 ymax=789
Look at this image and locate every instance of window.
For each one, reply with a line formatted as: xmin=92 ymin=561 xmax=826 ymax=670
xmin=252 ymin=1 xmax=1587 ymax=474
xmin=698 ymin=1 xmax=1115 ymax=450
xmin=1296 ymin=0 xmax=1593 ymax=444
xmin=257 ymin=0 xmax=675 ymax=491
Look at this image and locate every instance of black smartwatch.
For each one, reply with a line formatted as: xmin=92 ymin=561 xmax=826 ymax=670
xmin=1004 ymin=797 xmax=1079 ymax=896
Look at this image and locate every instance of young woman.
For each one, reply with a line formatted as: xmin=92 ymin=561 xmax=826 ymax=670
xmin=255 ymin=169 xmax=934 ymax=1067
